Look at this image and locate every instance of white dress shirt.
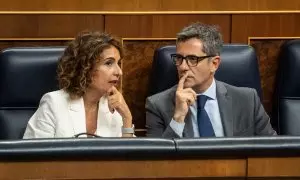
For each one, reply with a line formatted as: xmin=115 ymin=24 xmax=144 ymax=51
xmin=170 ymin=79 xmax=224 ymax=137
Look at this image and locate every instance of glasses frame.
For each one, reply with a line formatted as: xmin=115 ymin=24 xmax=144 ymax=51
xmin=170 ymin=54 xmax=215 ymax=67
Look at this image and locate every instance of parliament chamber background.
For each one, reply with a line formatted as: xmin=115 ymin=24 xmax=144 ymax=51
xmin=1 ymin=0 xmax=300 ymax=179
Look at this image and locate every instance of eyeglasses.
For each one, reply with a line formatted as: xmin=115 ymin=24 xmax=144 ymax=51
xmin=171 ymin=54 xmax=214 ymax=67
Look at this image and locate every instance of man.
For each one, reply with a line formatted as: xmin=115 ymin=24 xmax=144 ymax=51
xmin=145 ymin=22 xmax=276 ymax=138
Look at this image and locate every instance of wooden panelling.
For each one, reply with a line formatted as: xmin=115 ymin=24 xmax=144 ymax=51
xmin=1 ymin=0 xmax=300 ymax=12
xmin=231 ymin=14 xmax=300 ymax=43
xmin=248 ymin=157 xmax=300 ymax=177
xmin=0 ymin=40 xmax=69 ymax=51
xmin=0 ymin=159 xmax=246 ymax=179
xmin=105 ymin=15 xmax=231 ymax=41
xmin=122 ymin=40 xmax=175 ymax=130
xmin=3 ymin=156 xmax=300 ymax=179
xmin=0 ymin=15 xmax=104 ymax=38
xmin=248 ymin=178 xmax=300 ymax=180
xmin=249 ymin=39 xmax=285 ymax=117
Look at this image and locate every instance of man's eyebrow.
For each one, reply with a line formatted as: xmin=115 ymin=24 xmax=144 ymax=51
xmin=186 ymin=54 xmax=201 ymax=56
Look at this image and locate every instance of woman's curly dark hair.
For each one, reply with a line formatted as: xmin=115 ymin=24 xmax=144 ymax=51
xmin=57 ymin=31 xmax=123 ymax=99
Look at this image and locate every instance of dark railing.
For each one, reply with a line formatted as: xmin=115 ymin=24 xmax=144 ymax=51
xmin=1 ymin=136 xmax=300 ymax=161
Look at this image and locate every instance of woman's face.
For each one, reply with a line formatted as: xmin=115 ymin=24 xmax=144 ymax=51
xmin=90 ymin=46 xmax=122 ymax=95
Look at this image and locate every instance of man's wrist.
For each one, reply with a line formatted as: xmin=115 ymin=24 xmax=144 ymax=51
xmin=173 ymin=113 xmax=185 ymax=123
xmin=170 ymin=119 xmax=185 ymax=137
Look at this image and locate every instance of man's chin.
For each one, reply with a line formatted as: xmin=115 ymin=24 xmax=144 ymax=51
xmin=183 ymin=82 xmax=194 ymax=89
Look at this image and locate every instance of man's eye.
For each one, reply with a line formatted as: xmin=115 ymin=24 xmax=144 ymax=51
xmin=175 ymin=55 xmax=183 ymax=60
xmin=187 ymin=56 xmax=198 ymax=61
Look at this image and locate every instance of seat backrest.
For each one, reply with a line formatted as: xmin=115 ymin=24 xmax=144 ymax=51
xmin=0 ymin=47 xmax=65 ymax=139
xmin=275 ymin=40 xmax=300 ymax=135
xmin=148 ymin=44 xmax=262 ymax=99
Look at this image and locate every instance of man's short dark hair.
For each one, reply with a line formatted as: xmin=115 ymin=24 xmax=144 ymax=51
xmin=177 ymin=22 xmax=223 ymax=56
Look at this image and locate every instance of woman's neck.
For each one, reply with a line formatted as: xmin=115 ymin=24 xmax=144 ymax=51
xmin=83 ymin=88 xmax=103 ymax=111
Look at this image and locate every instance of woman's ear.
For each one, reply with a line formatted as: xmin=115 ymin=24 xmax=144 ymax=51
xmin=91 ymin=70 xmax=97 ymax=82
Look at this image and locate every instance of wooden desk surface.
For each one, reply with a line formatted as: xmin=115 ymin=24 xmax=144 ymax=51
xmin=2 ymin=137 xmax=300 ymax=179
xmin=0 ymin=159 xmax=246 ymax=179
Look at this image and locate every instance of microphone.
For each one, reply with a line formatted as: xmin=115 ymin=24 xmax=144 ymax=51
xmin=74 ymin=132 xmax=102 ymax=138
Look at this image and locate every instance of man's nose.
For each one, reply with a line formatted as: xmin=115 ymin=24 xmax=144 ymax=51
xmin=178 ymin=59 xmax=189 ymax=70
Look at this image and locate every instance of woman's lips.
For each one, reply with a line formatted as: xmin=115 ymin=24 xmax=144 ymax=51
xmin=109 ymin=80 xmax=119 ymax=85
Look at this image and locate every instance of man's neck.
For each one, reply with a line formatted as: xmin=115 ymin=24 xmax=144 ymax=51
xmin=193 ymin=77 xmax=214 ymax=94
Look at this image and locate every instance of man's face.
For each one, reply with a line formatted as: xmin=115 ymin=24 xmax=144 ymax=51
xmin=176 ymin=38 xmax=220 ymax=93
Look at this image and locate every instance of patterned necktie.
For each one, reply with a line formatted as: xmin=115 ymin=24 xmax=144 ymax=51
xmin=197 ymin=95 xmax=215 ymax=137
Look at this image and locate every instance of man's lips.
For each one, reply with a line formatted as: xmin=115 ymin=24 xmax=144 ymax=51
xmin=179 ymin=75 xmax=193 ymax=79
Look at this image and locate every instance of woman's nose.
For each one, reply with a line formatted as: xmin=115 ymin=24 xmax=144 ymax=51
xmin=116 ymin=64 xmax=123 ymax=76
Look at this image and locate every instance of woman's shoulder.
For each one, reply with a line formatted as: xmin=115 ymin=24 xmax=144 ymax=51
xmin=40 ymin=89 xmax=70 ymax=104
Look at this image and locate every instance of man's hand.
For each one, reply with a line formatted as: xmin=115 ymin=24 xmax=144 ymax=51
xmin=173 ymin=73 xmax=197 ymax=123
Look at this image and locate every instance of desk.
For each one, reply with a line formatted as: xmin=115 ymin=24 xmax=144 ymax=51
xmin=0 ymin=137 xmax=300 ymax=179
xmin=0 ymin=159 xmax=245 ymax=179
xmin=248 ymin=157 xmax=300 ymax=178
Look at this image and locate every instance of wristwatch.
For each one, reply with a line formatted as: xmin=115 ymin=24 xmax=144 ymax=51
xmin=122 ymin=124 xmax=135 ymax=134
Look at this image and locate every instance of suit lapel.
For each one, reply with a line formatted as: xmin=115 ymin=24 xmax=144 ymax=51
xmin=216 ymin=81 xmax=234 ymax=137
xmin=68 ymin=97 xmax=86 ymax=136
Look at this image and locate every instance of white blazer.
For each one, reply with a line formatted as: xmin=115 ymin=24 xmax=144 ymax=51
xmin=23 ymin=90 xmax=124 ymax=138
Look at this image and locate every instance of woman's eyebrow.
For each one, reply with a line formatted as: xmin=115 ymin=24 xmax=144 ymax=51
xmin=102 ymin=57 xmax=116 ymax=61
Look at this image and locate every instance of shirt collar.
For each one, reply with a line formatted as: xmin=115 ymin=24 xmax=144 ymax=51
xmin=197 ymin=78 xmax=216 ymax=100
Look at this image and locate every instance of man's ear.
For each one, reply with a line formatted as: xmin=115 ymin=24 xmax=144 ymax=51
xmin=211 ymin=56 xmax=221 ymax=73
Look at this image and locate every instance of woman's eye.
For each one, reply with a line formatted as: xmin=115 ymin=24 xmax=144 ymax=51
xmin=105 ymin=60 xmax=114 ymax=66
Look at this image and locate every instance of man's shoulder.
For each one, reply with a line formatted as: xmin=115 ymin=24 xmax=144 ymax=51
xmin=217 ymin=81 xmax=261 ymax=110
xmin=216 ymin=80 xmax=260 ymax=103
xmin=146 ymin=85 xmax=177 ymax=104
xmin=217 ymin=81 xmax=256 ymax=95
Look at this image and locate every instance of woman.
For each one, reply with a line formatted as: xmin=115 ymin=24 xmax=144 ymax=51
xmin=23 ymin=31 xmax=134 ymax=138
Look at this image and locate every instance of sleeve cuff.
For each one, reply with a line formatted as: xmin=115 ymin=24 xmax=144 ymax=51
xmin=169 ymin=119 xmax=185 ymax=137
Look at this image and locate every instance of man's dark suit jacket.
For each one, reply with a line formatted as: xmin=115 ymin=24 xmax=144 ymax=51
xmin=145 ymin=80 xmax=277 ymax=138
